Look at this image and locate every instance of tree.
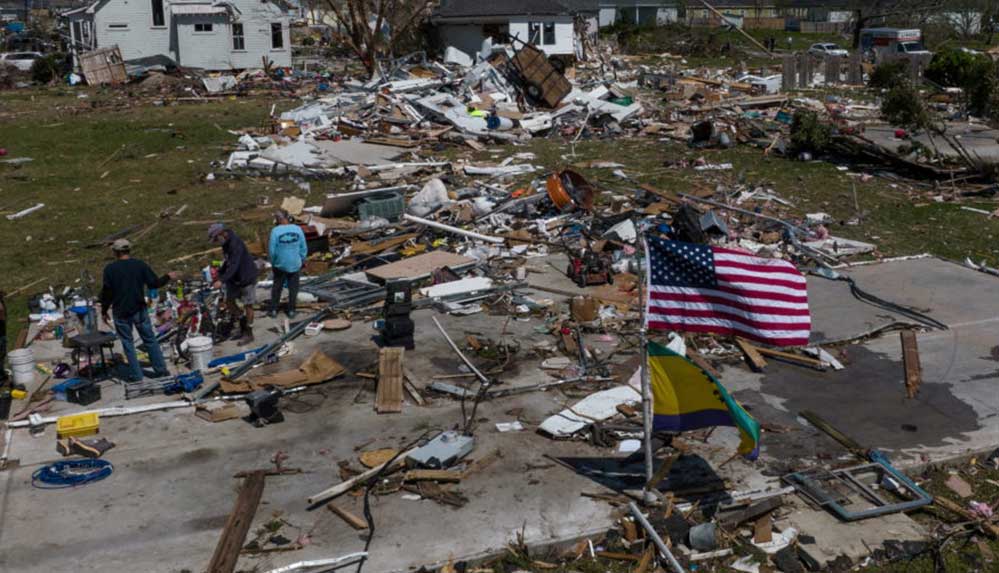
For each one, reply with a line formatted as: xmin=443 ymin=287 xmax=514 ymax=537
xmin=848 ymin=0 xmax=944 ymax=48
xmin=323 ymin=0 xmax=431 ymax=77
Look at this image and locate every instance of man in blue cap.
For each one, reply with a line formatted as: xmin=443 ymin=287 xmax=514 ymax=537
xmin=100 ymin=238 xmax=178 ymax=381
xmin=208 ymin=224 xmax=259 ymax=346
xmin=267 ymin=209 xmax=307 ymax=319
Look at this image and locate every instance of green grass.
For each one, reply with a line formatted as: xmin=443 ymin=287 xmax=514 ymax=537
xmin=0 ymin=87 xmax=307 ymax=338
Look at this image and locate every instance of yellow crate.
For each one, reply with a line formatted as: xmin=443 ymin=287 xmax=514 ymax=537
xmin=56 ymin=412 xmax=100 ymax=439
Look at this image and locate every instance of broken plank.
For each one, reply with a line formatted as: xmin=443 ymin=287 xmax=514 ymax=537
xmin=753 ymin=515 xmax=773 ymax=543
xmin=718 ymin=495 xmax=783 ymax=528
xmin=935 ymin=496 xmax=999 ymax=538
xmin=375 ymin=347 xmax=404 ymax=414
xmin=754 ymin=347 xmax=826 ymax=370
xmin=596 ymin=551 xmax=641 ymax=562
xmin=207 ymin=470 xmax=266 ymax=573
xmin=326 ymin=503 xmax=369 ymax=530
xmin=403 ymin=469 xmax=462 ymax=483
xmin=402 ymin=366 xmax=426 ymax=406
xmin=900 ymin=330 xmax=921 ymax=399
xmin=735 ymin=337 xmax=768 ymax=371
xmin=686 ymin=349 xmax=721 ymax=379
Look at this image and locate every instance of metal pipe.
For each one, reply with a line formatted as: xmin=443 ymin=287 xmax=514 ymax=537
xmin=628 ymin=502 xmax=685 ymax=573
xmin=638 ymin=235 xmax=655 ymax=495
xmin=431 ymin=316 xmax=490 ymax=385
xmin=263 ymin=552 xmax=368 ymax=573
xmin=402 ymin=214 xmax=505 ymax=244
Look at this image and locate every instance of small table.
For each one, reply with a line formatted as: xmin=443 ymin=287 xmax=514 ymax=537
xmin=67 ymin=332 xmax=116 ymax=381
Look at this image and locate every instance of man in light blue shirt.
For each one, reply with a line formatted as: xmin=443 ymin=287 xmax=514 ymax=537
xmin=267 ymin=210 xmax=308 ymax=319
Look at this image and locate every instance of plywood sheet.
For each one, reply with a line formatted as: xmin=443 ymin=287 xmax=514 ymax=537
xmin=364 ymin=251 xmax=475 ymax=283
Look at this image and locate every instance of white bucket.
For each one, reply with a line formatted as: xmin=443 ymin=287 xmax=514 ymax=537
xmin=188 ymin=336 xmax=214 ymax=372
xmin=8 ymin=348 xmax=35 ymax=385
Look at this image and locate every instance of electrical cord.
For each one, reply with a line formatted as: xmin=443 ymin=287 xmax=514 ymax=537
xmin=32 ymin=459 xmax=113 ymax=489
xmin=355 ymin=431 xmax=432 ymax=573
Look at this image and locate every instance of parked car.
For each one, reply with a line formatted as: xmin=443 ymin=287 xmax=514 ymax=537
xmin=808 ymin=43 xmax=849 ymax=57
xmin=0 ymin=51 xmax=42 ymax=72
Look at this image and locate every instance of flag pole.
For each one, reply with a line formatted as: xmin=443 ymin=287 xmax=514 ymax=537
xmin=639 ymin=233 xmax=656 ymax=504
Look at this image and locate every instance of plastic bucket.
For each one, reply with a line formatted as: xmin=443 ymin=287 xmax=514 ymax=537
xmin=188 ymin=336 xmax=214 ymax=372
xmin=8 ymin=348 xmax=35 ymax=385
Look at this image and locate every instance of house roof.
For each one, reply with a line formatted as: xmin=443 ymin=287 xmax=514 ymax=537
xmin=433 ymin=0 xmax=574 ymax=19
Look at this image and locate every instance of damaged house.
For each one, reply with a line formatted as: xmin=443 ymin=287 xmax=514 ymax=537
xmin=63 ymin=0 xmax=292 ymax=71
xmin=431 ymin=0 xmax=597 ymax=62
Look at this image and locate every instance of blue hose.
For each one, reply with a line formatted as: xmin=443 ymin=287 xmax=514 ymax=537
xmin=32 ymin=459 xmax=113 ymax=489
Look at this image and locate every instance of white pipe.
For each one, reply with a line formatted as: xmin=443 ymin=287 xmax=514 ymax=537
xmin=6 ymin=400 xmax=192 ymax=428
xmin=307 ymin=447 xmax=417 ymax=505
xmin=6 ymin=203 xmax=45 ymax=220
xmin=264 ymin=552 xmax=368 ymax=573
xmin=402 ymin=214 xmax=505 ymax=244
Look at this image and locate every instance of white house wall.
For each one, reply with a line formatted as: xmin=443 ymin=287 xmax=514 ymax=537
xmin=94 ymin=0 xmax=172 ymax=61
xmin=83 ymin=0 xmax=290 ymax=70
xmin=508 ymin=16 xmax=573 ymax=56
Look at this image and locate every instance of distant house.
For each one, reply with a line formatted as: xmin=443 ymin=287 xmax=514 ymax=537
xmin=63 ymin=0 xmax=292 ymax=71
xmin=597 ymin=0 xmax=679 ymax=28
xmin=431 ymin=0 xmax=595 ymax=60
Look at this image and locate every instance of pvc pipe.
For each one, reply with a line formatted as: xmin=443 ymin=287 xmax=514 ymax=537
xmin=431 ymin=316 xmax=490 ymax=384
xmin=264 ymin=552 xmax=368 ymax=573
xmin=629 ymin=502 xmax=685 ymax=573
xmin=402 ymin=214 xmax=505 ymax=244
xmin=6 ymin=400 xmax=192 ymax=428
xmin=307 ymin=448 xmax=417 ymax=505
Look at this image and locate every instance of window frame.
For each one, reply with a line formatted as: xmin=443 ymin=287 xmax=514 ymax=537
xmin=270 ymin=22 xmax=284 ymax=49
xmin=194 ymin=22 xmax=214 ymax=33
xmin=542 ymin=22 xmax=555 ymax=45
xmin=151 ymin=0 xmax=165 ymax=27
xmin=108 ymin=23 xmax=129 ymax=30
xmin=231 ymin=22 xmax=245 ymax=51
xmin=528 ymin=22 xmax=541 ymax=45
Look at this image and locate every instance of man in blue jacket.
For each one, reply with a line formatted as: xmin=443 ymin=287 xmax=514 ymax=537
xmin=267 ymin=210 xmax=308 ymax=319
xmin=209 ymin=224 xmax=259 ymax=346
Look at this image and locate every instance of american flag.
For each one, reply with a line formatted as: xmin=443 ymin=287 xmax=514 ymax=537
xmin=644 ymin=236 xmax=811 ymax=347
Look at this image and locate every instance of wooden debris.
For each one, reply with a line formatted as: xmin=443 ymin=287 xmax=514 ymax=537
xmin=635 ymin=545 xmax=655 ymax=573
xmin=753 ymin=515 xmax=773 ymax=543
xmin=900 ymin=330 xmax=922 ymax=398
xmin=327 ymin=503 xmax=369 ymax=530
xmin=359 ymin=449 xmax=398 ymax=468
xmin=402 ymin=366 xmax=426 ymax=406
xmin=207 ymin=470 xmax=266 ymax=573
xmin=403 ymin=469 xmax=462 ymax=483
xmin=686 ymin=349 xmax=721 ymax=379
xmin=935 ymin=495 xmax=999 ymax=538
xmin=718 ymin=496 xmax=784 ymax=528
xmin=375 ymin=347 xmax=404 ymax=414
xmin=754 ymin=347 xmax=826 ymax=370
xmin=233 ymin=468 xmax=302 ymax=478
xmin=735 ymin=337 xmax=768 ymax=371
xmin=596 ymin=551 xmax=641 ymax=562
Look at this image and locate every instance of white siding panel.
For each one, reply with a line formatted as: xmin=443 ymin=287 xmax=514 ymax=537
xmin=508 ymin=16 xmax=574 ymax=56
xmin=94 ymin=0 xmax=171 ymax=60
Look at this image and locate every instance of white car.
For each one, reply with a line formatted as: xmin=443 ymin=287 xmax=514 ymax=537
xmin=808 ymin=43 xmax=849 ymax=57
xmin=0 ymin=52 xmax=43 ymax=72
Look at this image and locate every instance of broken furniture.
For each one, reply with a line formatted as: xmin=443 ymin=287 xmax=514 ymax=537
xmin=67 ymin=332 xmax=116 ymax=381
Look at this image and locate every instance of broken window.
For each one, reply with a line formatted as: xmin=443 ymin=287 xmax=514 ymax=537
xmin=528 ymin=22 xmax=541 ymax=45
xmin=195 ymin=23 xmax=213 ymax=32
xmin=232 ymin=23 xmax=245 ymax=50
xmin=271 ymin=22 xmax=284 ymax=49
xmin=151 ymin=0 xmax=164 ymax=26
xmin=543 ymin=22 xmax=555 ymax=45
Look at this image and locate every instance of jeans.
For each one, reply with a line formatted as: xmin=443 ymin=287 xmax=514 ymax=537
xmin=114 ymin=311 xmax=169 ymax=382
xmin=270 ymin=268 xmax=300 ymax=314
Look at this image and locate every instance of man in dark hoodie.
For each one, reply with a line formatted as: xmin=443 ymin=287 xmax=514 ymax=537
xmin=208 ymin=224 xmax=259 ymax=345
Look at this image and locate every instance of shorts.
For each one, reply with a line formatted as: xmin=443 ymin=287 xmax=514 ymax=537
xmin=226 ymin=283 xmax=257 ymax=305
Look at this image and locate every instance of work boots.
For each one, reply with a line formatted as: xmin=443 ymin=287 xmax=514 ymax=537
xmin=238 ymin=323 xmax=255 ymax=347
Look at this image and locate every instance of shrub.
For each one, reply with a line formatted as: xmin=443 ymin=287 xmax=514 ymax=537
xmin=881 ymin=81 xmax=930 ymax=129
xmin=30 ymin=53 xmax=65 ymax=84
xmin=790 ymin=110 xmax=832 ymax=154
xmin=868 ymin=61 xmax=909 ymax=90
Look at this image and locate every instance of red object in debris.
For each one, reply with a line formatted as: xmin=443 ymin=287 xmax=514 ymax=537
xmin=894 ymin=129 xmax=907 ymax=139
xmin=0 ymin=148 xmax=7 ymax=156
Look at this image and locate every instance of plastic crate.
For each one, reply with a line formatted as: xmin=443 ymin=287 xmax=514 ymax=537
xmin=56 ymin=412 xmax=100 ymax=438
xmin=358 ymin=192 xmax=404 ymax=222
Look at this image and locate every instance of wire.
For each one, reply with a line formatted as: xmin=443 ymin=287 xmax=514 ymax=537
xmin=32 ymin=459 xmax=113 ymax=489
